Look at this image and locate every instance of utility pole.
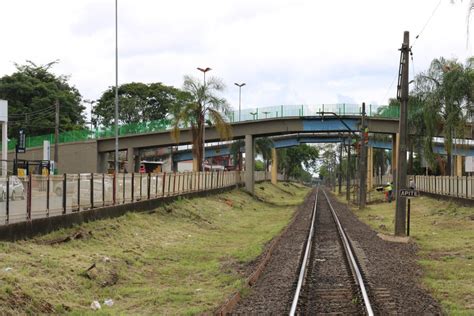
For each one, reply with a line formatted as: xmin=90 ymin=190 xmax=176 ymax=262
xmin=338 ymin=141 xmax=343 ymax=194
xmin=359 ymin=102 xmax=367 ymax=209
xmin=54 ymin=100 xmax=59 ymax=174
xmin=395 ymin=31 xmax=410 ymax=236
xmin=346 ymin=136 xmax=351 ymax=201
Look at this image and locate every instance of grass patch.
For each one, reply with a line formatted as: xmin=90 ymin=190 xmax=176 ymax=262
xmin=0 ymin=182 xmax=309 ymax=314
xmin=335 ymin=192 xmax=474 ymax=315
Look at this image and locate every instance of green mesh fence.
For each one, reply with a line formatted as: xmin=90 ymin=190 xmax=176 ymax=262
xmin=3 ymin=104 xmax=397 ymax=150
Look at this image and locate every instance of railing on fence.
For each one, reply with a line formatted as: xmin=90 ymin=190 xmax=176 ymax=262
xmin=373 ymin=174 xmax=474 ymax=200
xmin=0 ymin=171 xmax=247 ymax=226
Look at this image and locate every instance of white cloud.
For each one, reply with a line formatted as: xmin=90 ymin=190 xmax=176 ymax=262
xmin=0 ymin=0 xmax=472 ymax=121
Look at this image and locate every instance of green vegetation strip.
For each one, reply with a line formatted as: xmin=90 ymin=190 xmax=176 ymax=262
xmin=338 ymin=190 xmax=474 ymax=315
xmin=0 ymin=182 xmax=309 ymax=315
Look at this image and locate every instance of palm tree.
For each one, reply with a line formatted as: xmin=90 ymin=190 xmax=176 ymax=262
xmin=171 ymin=75 xmax=232 ymax=171
xmin=255 ymin=137 xmax=274 ymax=171
xmin=415 ymin=57 xmax=473 ymax=175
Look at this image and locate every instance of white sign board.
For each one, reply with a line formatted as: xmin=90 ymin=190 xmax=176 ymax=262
xmin=399 ymin=189 xmax=420 ymax=197
xmin=0 ymin=100 xmax=8 ymax=122
xmin=466 ymin=156 xmax=474 ymax=173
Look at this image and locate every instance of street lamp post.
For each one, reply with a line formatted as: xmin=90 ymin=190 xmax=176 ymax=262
xmin=197 ymin=67 xmax=211 ymax=171
xmin=234 ymin=82 xmax=246 ymax=122
xmin=84 ymin=99 xmax=96 ymax=131
xmin=114 ymin=0 xmax=119 ymax=173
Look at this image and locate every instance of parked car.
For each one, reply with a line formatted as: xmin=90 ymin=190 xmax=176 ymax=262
xmin=53 ymin=176 xmax=113 ymax=198
xmin=0 ymin=176 xmax=26 ymax=201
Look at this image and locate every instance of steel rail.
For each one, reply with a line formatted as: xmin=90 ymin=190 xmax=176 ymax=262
xmin=289 ymin=188 xmax=319 ymax=316
xmin=322 ymin=189 xmax=374 ymax=316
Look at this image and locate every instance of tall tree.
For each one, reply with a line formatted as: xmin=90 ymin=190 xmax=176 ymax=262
xmin=277 ymin=144 xmax=319 ymax=180
xmin=414 ymin=57 xmax=473 ymax=174
xmin=255 ymin=137 xmax=274 ymax=171
xmin=93 ymin=82 xmax=190 ymax=127
xmin=171 ymin=75 xmax=231 ymax=171
xmin=0 ymin=61 xmax=84 ymax=139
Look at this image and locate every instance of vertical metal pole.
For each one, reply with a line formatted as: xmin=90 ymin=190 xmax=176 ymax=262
xmin=407 ymin=198 xmax=411 ymax=236
xmin=122 ymin=173 xmax=125 ymax=203
xmin=395 ymin=31 xmax=410 ymax=236
xmin=77 ymin=174 xmax=80 ymax=211
xmin=113 ymin=172 xmax=116 ymax=205
xmin=90 ymin=173 xmax=94 ymax=209
xmin=139 ymin=173 xmax=143 ymax=199
xmin=63 ymin=173 xmax=67 ymax=214
xmin=6 ymin=177 xmax=9 ymax=224
xmin=27 ymin=174 xmax=32 ymax=220
xmin=346 ymin=137 xmax=351 ymax=201
xmin=114 ymin=0 xmax=119 ymax=173
xmin=338 ymin=142 xmax=343 ymax=194
xmin=162 ymin=172 xmax=166 ymax=196
xmin=46 ymin=174 xmax=50 ymax=217
xmin=102 ymin=173 xmax=105 ymax=206
xmin=155 ymin=174 xmax=158 ymax=197
xmin=359 ymin=102 xmax=368 ymax=209
xmin=239 ymin=86 xmax=241 ymax=121
xmin=54 ymin=101 xmax=59 ymax=174
xmin=147 ymin=173 xmax=151 ymax=199
xmin=131 ymin=173 xmax=135 ymax=201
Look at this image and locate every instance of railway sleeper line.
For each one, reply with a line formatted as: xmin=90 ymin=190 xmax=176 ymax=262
xmin=290 ymin=187 xmax=382 ymax=315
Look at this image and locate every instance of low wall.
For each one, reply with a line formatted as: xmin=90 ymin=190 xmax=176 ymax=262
xmin=0 ymin=185 xmax=239 ymax=242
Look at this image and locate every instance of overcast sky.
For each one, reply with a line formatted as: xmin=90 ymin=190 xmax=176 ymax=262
xmin=0 ymin=0 xmax=472 ymax=120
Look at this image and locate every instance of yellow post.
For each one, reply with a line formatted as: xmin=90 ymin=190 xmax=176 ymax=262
xmin=456 ymin=156 xmax=463 ymax=176
xmin=192 ymin=158 xmax=199 ymax=172
xmin=367 ymin=146 xmax=373 ymax=189
xmin=271 ymin=148 xmax=278 ymax=184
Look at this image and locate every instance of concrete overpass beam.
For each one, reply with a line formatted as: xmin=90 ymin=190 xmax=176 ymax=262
xmin=245 ymin=134 xmax=255 ymax=194
xmin=271 ymin=147 xmax=278 ymax=184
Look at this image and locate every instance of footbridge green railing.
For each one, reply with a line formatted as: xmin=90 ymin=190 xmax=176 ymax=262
xmin=6 ymin=103 xmax=397 ymax=150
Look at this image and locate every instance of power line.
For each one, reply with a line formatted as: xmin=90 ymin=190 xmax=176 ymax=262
xmin=411 ymin=0 xmax=443 ymax=48
xmin=8 ymin=104 xmax=56 ymax=118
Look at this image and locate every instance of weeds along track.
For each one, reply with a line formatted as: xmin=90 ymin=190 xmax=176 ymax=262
xmin=290 ymin=187 xmax=374 ymax=315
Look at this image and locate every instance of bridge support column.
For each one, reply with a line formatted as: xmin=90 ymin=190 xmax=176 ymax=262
xmin=127 ymin=147 xmax=137 ymax=173
xmin=97 ymin=152 xmax=109 ymax=173
xmin=367 ymin=146 xmax=373 ymax=190
xmin=245 ymin=134 xmax=255 ymax=194
xmin=455 ymin=156 xmax=463 ymax=176
xmin=271 ymin=147 xmax=278 ymax=184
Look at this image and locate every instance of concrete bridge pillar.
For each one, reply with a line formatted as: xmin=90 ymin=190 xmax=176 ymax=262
xmin=367 ymin=146 xmax=374 ymax=189
xmin=271 ymin=147 xmax=278 ymax=184
xmin=127 ymin=147 xmax=137 ymax=173
xmin=245 ymin=134 xmax=255 ymax=194
xmin=97 ymin=152 xmax=109 ymax=173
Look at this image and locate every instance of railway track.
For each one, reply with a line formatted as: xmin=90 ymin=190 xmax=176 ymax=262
xmin=289 ymin=187 xmax=374 ymax=315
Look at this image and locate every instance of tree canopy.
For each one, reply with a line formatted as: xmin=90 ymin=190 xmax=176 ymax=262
xmin=277 ymin=144 xmax=319 ymax=180
xmin=0 ymin=61 xmax=84 ymax=139
xmin=93 ymin=82 xmax=190 ymax=127
xmin=171 ymin=75 xmax=231 ymax=171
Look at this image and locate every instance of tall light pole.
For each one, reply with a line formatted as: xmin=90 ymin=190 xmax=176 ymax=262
xmin=84 ymin=99 xmax=96 ymax=131
xmin=197 ymin=67 xmax=211 ymax=171
xmin=114 ymin=0 xmax=119 ymax=173
xmin=234 ymin=82 xmax=246 ymax=122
